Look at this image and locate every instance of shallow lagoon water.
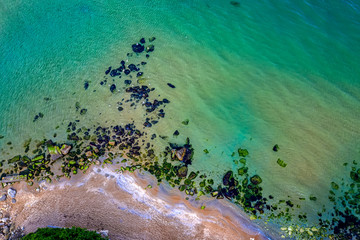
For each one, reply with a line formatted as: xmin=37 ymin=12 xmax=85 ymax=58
xmin=1 ymin=0 xmax=360 ymax=238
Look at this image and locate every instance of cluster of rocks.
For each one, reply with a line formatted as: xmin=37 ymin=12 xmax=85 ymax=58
xmin=0 ymin=188 xmax=16 ymax=203
xmin=33 ymin=112 xmax=44 ymax=122
xmin=99 ymin=37 xmax=172 ymax=128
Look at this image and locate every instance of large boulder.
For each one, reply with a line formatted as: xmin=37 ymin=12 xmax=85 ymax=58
xmin=8 ymin=188 xmax=16 ymax=198
xmin=60 ymin=144 xmax=72 ymax=155
xmin=132 ymin=43 xmax=144 ymax=53
xmin=172 ymin=148 xmax=186 ymax=161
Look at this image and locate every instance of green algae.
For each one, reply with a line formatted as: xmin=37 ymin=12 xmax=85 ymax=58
xmin=237 ymin=148 xmax=249 ymax=157
xmin=276 ymin=158 xmax=287 ymax=167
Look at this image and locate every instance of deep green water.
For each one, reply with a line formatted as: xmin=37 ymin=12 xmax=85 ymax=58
xmin=1 ymin=0 xmax=360 ymax=238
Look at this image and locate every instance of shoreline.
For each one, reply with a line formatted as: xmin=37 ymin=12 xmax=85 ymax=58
xmin=3 ymin=165 xmax=269 ymax=240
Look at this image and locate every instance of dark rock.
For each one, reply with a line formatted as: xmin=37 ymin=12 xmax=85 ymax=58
xmin=173 ymin=130 xmax=179 ymax=136
xmin=105 ymin=67 xmax=111 ymax=75
xmin=223 ymin=171 xmax=233 ymax=186
xmin=84 ymin=81 xmax=89 ymax=90
xmin=140 ymin=38 xmax=145 ymax=44
xmin=132 ymin=43 xmax=144 ymax=53
xmin=124 ymin=69 xmax=130 ymax=75
xmin=118 ymin=107 xmax=123 ymax=111
xmin=128 ymin=64 xmax=138 ymax=71
xmin=144 ymin=121 xmax=152 ymax=127
xmin=230 ymin=1 xmax=240 ymax=7
xmin=162 ymin=98 xmax=170 ymax=103
xmin=158 ymin=112 xmax=165 ymax=118
xmin=100 ymin=81 xmax=104 ymax=85
xmin=110 ymin=84 xmax=116 ymax=93
xmin=110 ymin=69 xmax=120 ymax=77
xmin=141 ymin=61 xmax=147 ymax=65
xmin=124 ymin=80 xmax=132 ymax=85
xmin=80 ymin=109 xmax=87 ymax=115
xmin=146 ymin=45 xmax=155 ymax=52
xmin=33 ymin=115 xmax=39 ymax=122
xmin=273 ymin=144 xmax=279 ymax=152
xmin=167 ymin=83 xmax=176 ymax=88
xmin=137 ymin=72 xmax=143 ymax=77
xmin=146 ymin=54 xmax=150 ymax=58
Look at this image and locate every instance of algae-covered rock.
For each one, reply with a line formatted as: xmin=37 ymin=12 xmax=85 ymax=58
xmin=273 ymin=144 xmax=279 ymax=152
xmin=32 ymin=154 xmax=44 ymax=162
xmin=309 ymin=195 xmax=317 ymax=201
xmin=277 ymin=158 xmax=287 ymax=167
xmin=238 ymin=167 xmax=248 ymax=176
xmin=182 ymin=119 xmax=189 ymax=125
xmin=350 ymin=171 xmax=360 ymax=182
xmin=331 ymin=181 xmax=339 ymax=190
xmin=47 ymin=144 xmax=62 ymax=160
xmin=250 ymin=175 xmax=262 ymax=185
xmin=188 ymin=171 xmax=198 ymax=180
xmin=238 ymin=148 xmax=249 ymax=157
xmin=8 ymin=155 xmax=21 ymax=164
xmin=177 ymin=166 xmax=188 ymax=178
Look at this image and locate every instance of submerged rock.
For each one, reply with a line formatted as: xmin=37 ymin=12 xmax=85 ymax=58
xmin=149 ymin=37 xmax=156 ymax=42
xmin=132 ymin=43 xmax=144 ymax=53
xmin=250 ymin=175 xmax=262 ymax=185
xmin=273 ymin=144 xmax=279 ymax=152
xmin=223 ymin=171 xmax=233 ymax=186
xmin=146 ymin=45 xmax=154 ymax=52
xmin=167 ymin=83 xmax=176 ymax=88
xmin=80 ymin=108 xmax=87 ymax=115
xmin=110 ymin=84 xmax=116 ymax=93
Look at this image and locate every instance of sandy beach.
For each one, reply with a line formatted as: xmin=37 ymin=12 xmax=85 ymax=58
xmin=1 ymin=166 xmax=268 ymax=240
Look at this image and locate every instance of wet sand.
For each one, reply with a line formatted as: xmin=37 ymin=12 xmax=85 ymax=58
xmin=5 ymin=166 xmax=268 ymax=240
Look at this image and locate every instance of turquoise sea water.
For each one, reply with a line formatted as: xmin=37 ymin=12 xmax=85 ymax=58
xmin=1 ymin=0 xmax=360 ymax=238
